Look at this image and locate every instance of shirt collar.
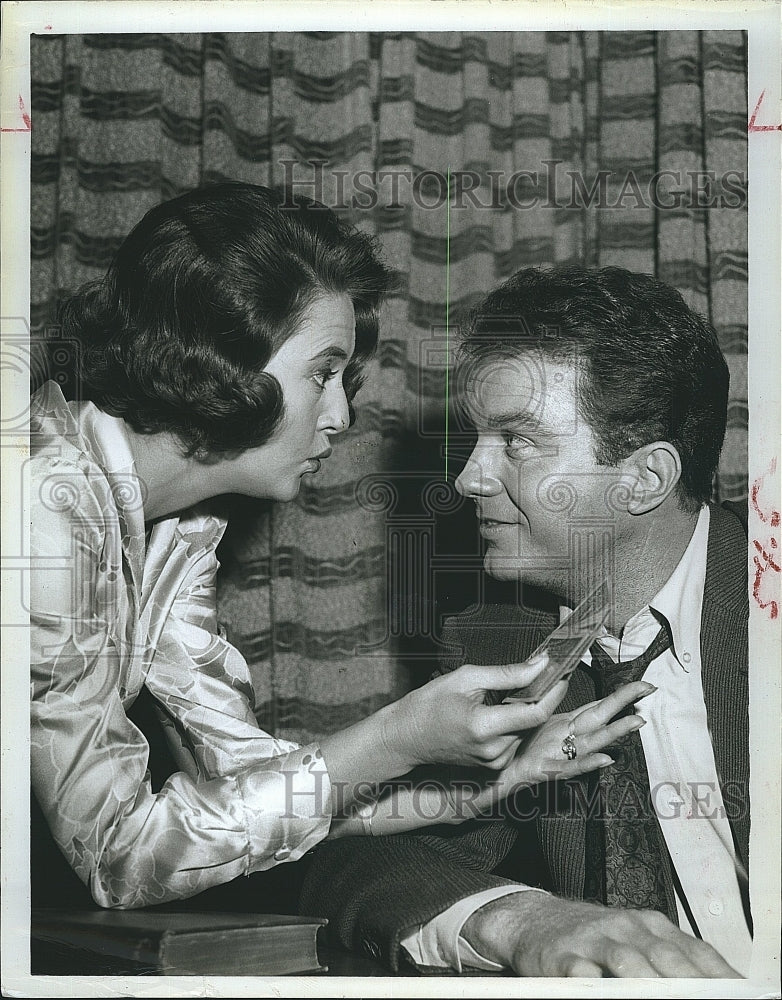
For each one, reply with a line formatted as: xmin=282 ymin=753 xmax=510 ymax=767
xmin=643 ymin=504 xmax=710 ymax=668
xmin=561 ymin=505 xmax=710 ymax=671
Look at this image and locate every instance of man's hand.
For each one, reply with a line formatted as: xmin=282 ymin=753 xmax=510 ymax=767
xmin=462 ymin=892 xmax=742 ymax=978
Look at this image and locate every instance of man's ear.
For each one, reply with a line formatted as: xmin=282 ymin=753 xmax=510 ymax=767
xmin=621 ymin=441 xmax=682 ymax=514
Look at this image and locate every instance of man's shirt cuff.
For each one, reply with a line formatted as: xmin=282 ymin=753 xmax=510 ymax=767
xmin=400 ymin=885 xmax=547 ymax=972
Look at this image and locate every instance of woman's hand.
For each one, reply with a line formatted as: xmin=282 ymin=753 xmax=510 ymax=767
xmin=321 ymin=653 xmax=643 ymax=816
xmin=382 ymin=652 xmax=569 ymax=772
xmin=453 ymin=679 xmax=655 ymax=818
xmin=328 ymin=679 xmax=656 ymax=838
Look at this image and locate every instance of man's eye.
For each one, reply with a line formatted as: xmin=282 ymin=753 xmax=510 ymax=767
xmin=505 ymin=433 xmax=532 ymax=455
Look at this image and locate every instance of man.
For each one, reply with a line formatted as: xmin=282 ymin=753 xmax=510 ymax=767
xmin=300 ymin=265 xmax=751 ymax=978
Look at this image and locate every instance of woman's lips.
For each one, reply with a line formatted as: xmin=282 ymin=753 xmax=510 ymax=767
xmin=478 ymin=518 xmax=516 ymax=537
xmin=303 ymin=447 xmax=333 ymax=474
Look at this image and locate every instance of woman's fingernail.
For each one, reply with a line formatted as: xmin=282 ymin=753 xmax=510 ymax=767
xmin=599 ymin=758 xmax=615 ymax=768
xmin=633 ymin=715 xmax=647 ymax=727
xmin=637 ymin=684 xmax=657 ymax=699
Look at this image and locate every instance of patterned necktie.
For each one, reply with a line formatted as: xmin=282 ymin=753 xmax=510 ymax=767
xmin=582 ymin=625 xmax=677 ymax=918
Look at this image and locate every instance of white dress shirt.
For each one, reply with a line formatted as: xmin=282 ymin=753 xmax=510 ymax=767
xmin=401 ymin=506 xmax=752 ymax=975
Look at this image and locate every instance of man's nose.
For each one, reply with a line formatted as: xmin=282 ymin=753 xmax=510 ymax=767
xmin=455 ymin=443 xmax=503 ymax=497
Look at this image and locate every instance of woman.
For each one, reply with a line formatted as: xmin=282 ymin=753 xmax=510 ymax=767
xmin=30 ymin=183 xmax=647 ymax=910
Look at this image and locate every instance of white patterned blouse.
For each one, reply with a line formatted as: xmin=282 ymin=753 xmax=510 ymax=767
xmin=30 ymin=381 xmax=332 ymax=908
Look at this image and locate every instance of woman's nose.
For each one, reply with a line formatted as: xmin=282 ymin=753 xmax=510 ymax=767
xmin=318 ymin=384 xmax=350 ymax=434
xmin=455 ymin=444 xmax=503 ymax=497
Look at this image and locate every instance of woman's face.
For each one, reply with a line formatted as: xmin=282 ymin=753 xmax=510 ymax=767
xmin=223 ymin=292 xmax=357 ymax=502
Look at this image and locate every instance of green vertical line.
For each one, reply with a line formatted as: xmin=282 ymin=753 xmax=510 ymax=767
xmin=445 ymin=167 xmax=450 ymax=481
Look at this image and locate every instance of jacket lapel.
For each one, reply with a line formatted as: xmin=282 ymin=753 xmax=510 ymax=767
xmin=699 ymin=504 xmax=750 ymax=875
xmin=536 ymin=503 xmax=750 ymax=900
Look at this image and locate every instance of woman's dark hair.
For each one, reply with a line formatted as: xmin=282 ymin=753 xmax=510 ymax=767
xmin=62 ymin=182 xmax=392 ymax=455
xmin=458 ymin=265 xmax=729 ymax=513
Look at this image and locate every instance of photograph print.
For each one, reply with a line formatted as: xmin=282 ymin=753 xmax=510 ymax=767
xmin=2 ymin=4 xmax=779 ymax=996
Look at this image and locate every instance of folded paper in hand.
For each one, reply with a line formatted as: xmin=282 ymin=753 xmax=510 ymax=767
xmin=504 ymin=580 xmax=610 ymax=703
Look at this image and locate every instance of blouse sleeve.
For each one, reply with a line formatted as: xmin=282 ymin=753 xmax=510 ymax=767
xmin=30 ymin=459 xmax=332 ymax=909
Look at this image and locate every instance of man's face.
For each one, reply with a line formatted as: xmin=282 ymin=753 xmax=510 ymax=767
xmin=455 ymin=350 xmax=632 ymax=602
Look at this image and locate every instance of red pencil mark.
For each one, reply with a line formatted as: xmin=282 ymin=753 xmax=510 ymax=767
xmin=1 ymin=94 xmax=31 ymax=133
xmin=751 ymin=459 xmax=780 ymax=619
xmin=753 ymin=539 xmax=780 ymax=569
xmin=748 ymin=90 xmax=782 ymax=132
xmin=19 ymin=94 xmax=31 ymax=130
xmin=751 ymin=458 xmax=780 ymax=526
xmin=45 ymin=24 xmax=52 ymax=30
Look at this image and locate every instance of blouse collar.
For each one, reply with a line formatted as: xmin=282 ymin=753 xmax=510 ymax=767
xmin=33 ymin=381 xmax=148 ymax=591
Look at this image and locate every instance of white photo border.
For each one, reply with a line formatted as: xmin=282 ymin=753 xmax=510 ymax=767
xmin=2 ymin=2 xmax=779 ymax=996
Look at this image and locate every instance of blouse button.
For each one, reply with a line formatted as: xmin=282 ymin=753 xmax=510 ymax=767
xmin=274 ymin=845 xmax=291 ymax=861
xmin=682 ymin=651 xmax=692 ymax=664
xmin=708 ymin=899 xmax=724 ymax=916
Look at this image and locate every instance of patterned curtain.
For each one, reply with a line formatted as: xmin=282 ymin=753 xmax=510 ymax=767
xmin=31 ymin=31 xmax=747 ymax=742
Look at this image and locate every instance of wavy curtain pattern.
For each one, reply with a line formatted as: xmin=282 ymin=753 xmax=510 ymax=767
xmin=31 ymin=31 xmax=748 ymax=742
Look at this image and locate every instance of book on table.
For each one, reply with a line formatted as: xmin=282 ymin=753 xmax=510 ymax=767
xmin=31 ymin=908 xmax=328 ymax=976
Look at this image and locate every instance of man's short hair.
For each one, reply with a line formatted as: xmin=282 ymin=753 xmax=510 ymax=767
xmin=458 ymin=265 xmax=729 ymax=513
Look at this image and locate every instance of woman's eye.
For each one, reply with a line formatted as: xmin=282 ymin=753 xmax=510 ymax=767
xmin=312 ymin=368 xmax=340 ymax=390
